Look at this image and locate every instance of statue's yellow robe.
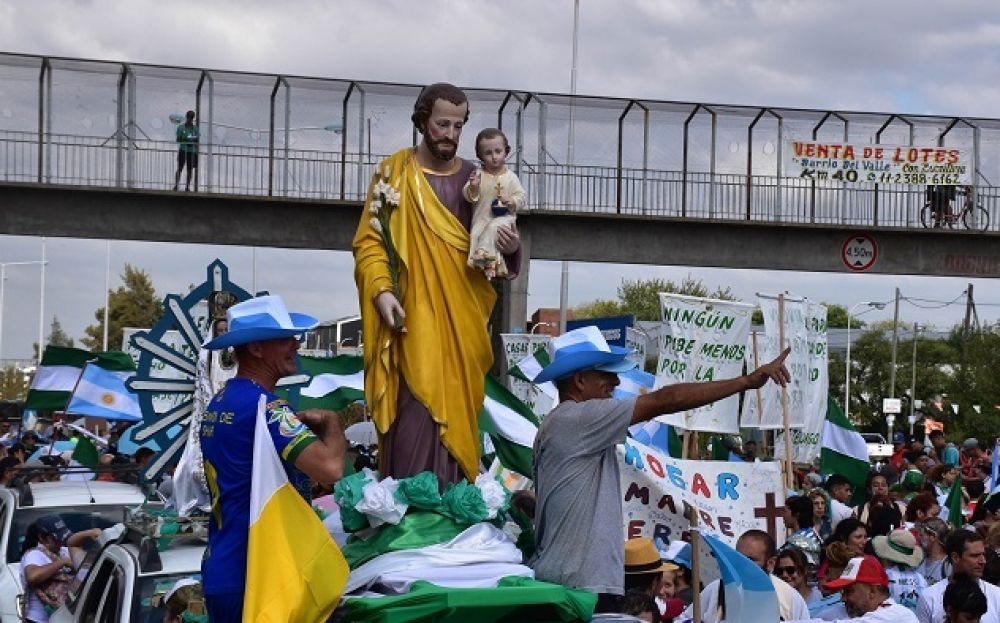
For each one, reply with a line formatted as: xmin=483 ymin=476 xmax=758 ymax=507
xmin=353 ymin=149 xmax=496 ymax=482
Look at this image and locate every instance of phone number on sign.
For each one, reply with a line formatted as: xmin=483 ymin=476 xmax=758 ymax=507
xmin=797 ymin=169 xmax=962 ymax=185
xmin=867 ymin=172 xmax=963 ymax=185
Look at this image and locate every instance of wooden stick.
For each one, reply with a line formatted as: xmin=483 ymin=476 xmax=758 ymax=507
xmin=751 ymin=331 xmax=764 ymax=424
xmin=689 ymin=504 xmax=702 ymax=623
xmin=778 ymin=294 xmax=794 ymax=490
xmin=681 ymin=431 xmax=689 ymax=460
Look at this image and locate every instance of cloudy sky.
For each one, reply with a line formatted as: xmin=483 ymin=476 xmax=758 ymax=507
xmin=3 ymin=0 xmax=1000 ymax=359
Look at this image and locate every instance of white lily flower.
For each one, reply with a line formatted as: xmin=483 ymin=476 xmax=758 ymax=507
xmin=385 ymin=187 xmax=401 ymax=206
xmin=369 ymin=217 xmax=382 ymax=234
xmin=369 ymin=203 xmax=380 ymax=215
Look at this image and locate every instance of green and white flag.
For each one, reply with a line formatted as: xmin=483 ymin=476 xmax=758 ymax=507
xmin=25 ymin=346 xmax=135 ymax=412
xmin=819 ymin=397 xmax=869 ymax=495
xmin=294 ymin=355 xmax=538 ymax=477
xmin=507 ymin=345 xmax=557 ymax=402
xmin=297 ymin=355 xmax=366 ymax=412
xmin=480 ymin=375 xmax=540 ymax=478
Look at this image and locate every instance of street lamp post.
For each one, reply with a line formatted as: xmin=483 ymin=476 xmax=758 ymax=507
xmin=845 ymin=301 xmax=887 ymax=418
xmin=530 ymin=321 xmax=556 ymax=335
xmin=0 ymin=260 xmax=49 ymax=367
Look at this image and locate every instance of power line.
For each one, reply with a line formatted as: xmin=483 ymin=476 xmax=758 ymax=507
xmin=900 ymin=291 xmax=968 ymax=309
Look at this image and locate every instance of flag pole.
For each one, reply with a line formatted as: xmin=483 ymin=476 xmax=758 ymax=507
xmin=778 ymin=294 xmax=794 ymax=490
xmin=50 ymin=361 xmax=89 ymax=457
xmin=689 ymin=504 xmax=702 ymax=623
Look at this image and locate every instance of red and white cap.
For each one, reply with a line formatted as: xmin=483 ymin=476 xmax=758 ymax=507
xmin=823 ymin=555 xmax=889 ymax=589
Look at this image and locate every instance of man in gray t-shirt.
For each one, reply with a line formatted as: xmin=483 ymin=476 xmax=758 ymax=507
xmin=530 ymin=326 xmax=790 ymax=605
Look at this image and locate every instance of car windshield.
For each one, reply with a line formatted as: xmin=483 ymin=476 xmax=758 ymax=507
xmin=133 ymin=573 xmax=203 ymax=623
xmin=6 ymin=506 xmax=127 ymax=563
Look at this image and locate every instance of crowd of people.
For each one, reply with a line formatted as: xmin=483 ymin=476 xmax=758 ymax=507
xmin=581 ymin=429 xmax=1000 ymax=623
xmin=0 ymin=422 xmax=196 ymax=622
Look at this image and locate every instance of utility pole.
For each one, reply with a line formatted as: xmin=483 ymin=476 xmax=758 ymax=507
xmin=889 ymin=287 xmax=900 ymax=398
xmin=961 ymin=284 xmax=974 ymax=368
xmin=909 ymin=322 xmax=919 ymax=432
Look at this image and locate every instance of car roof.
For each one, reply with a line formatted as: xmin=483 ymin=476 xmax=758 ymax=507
xmin=117 ymin=542 xmax=205 ymax=577
xmin=20 ymin=480 xmax=147 ymax=508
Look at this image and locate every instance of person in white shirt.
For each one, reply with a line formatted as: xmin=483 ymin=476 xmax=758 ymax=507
xmin=872 ymin=528 xmax=928 ymax=612
xmin=20 ymin=515 xmax=100 ymax=623
xmin=916 ymin=530 xmax=1000 ymax=623
xmin=787 ymin=555 xmax=918 ymax=623
xmin=826 ymin=474 xmax=856 ymax=532
xmin=682 ymin=529 xmax=810 ymax=622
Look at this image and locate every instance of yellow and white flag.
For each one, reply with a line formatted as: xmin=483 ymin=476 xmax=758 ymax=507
xmin=244 ymin=396 xmax=349 ymax=622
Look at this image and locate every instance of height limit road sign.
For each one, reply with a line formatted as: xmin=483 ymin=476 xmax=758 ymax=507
xmin=842 ymin=234 xmax=878 ymax=272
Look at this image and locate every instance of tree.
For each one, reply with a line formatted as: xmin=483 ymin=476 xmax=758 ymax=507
xmin=82 ymin=264 xmax=163 ymax=351
xmin=574 ymin=276 xmax=737 ymax=321
xmin=572 ymin=298 xmax=623 ymax=319
xmin=824 ymin=303 xmax=862 ymax=329
xmin=32 ymin=315 xmax=75 ymax=359
xmin=838 ymin=328 xmax=960 ymax=430
xmin=0 ymin=366 xmax=29 ymax=401
xmin=947 ymin=326 xmax=1000 ymax=440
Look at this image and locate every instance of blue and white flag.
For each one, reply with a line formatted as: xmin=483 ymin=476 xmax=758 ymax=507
xmin=65 ymin=363 xmax=143 ymax=422
xmin=990 ymin=440 xmax=1000 ymax=496
xmin=702 ymin=532 xmax=778 ymax=623
xmin=614 ymin=367 xmax=655 ymax=400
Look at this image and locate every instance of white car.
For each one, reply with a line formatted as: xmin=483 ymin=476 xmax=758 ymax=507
xmin=50 ymin=539 xmax=204 ymax=623
xmin=0 ymin=479 xmax=148 ymax=623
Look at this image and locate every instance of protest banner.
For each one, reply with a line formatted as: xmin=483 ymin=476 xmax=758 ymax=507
xmin=625 ymin=326 xmax=647 ymax=369
xmin=619 ymin=438 xmax=787 ymax=549
xmin=775 ymin=300 xmax=829 ymax=463
xmin=785 ymin=140 xmax=971 ymax=186
xmin=500 ymin=333 xmax=555 ymax=418
xmin=740 ymin=294 xmax=807 ymax=430
xmin=656 ymin=294 xmax=753 ymax=433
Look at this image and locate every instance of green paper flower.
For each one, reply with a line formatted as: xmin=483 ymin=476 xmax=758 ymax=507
xmin=335 ymin=470 xmax=374 ymax=509
xmin=334 ymin=470 xmax=376 ymax=532
xmin=339 ymin=506 xmax=370 ymax=533
xmin=397 ymin=472 xmax=443 ymax=510
xmin=441 ymin=481 xmax=489 ymax=524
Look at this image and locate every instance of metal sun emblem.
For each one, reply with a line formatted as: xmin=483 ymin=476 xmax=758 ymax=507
xmin=125 ymin=261 xmax=251 ymax=480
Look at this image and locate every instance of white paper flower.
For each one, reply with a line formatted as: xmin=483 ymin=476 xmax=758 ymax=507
xmin=501 ymin=520 xmax=522 ymax=543
xmin=369 ymin=217 xmax=382 ymax=234
xmin=475 ymin=473 xmax=508 ymax=520
xmin=369 ymin=198 xmax=382 ymax=214
xmin=355 ymin=477 xmax=408 ymax=527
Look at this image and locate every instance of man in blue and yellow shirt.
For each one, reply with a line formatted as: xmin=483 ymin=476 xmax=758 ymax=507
xmin=199 ymin=295 xmax=346 ymax=623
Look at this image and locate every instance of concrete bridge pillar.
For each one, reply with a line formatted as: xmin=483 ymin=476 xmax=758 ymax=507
xmin=502 ymin=222 xmax=532 ymax=334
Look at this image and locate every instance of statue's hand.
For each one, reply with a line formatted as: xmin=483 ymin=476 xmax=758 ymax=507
xmin=376 ymin=291 xmax=407 ymax=333
xmin=496 ymin=223 xmax=520 ymax=255
xmin=468 ymin=168 xmax=481 ymax=194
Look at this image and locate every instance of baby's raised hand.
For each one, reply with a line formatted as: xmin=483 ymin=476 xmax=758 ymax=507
xmin=468 ymin=168 xmax=481 ymax=193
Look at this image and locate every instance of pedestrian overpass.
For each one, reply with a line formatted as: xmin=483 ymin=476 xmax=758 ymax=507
xmin=1 ymin=52 xmax=999 ymax=330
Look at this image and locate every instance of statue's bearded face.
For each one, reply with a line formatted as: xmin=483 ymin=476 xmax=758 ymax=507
xmin=424 ymin=99 xmax=467 ymax=162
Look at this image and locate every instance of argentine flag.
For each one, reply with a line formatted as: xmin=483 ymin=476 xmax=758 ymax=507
xmin=698 ymin=533 xmax=779 ymax=623
xmin=614 ymin=368 xmax=655 ymax=400
xmin=65 ymin=363 xmax=143 ymax=422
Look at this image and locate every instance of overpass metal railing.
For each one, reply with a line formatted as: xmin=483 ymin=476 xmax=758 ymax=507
xmin=1 ymin=129 xmax=998 ymax=231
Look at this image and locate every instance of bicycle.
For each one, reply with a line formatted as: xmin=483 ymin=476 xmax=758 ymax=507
xmin=919 ymin=185 xmax=990 ymax=232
